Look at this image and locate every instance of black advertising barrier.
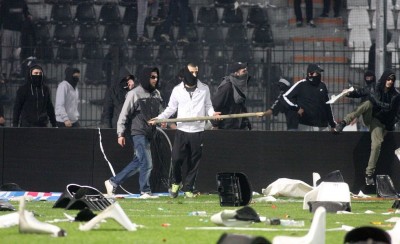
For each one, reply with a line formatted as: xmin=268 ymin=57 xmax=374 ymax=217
xmin=1 ymin=128 xmax=400 ymax=193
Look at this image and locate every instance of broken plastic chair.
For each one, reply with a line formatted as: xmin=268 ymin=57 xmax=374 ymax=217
xmin=376 ymin=175 xmax=400 ymax=198
xmin=312 ymin=172 xmax=320 ymax=188
xmin=0 ymin=212 xmax=19 ymax=228
xmin=272 ymin=206 xmax=326 ymax=244
xmin=303 ymin=182 xmax=351 ymax=211
xmin=18 ymin=197 xmax=66 ymax=237
xmin=395 ymin=148 xmax=400 ymax=161
xmin=79 ymin=202 xmax=137 ymax=231
xmin=210 ymin=206 xmax=261 ymax=227
xmin=387 ymin=220 xmax=400 ymax=244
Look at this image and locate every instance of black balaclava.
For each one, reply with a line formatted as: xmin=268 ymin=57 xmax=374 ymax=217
xmin=139 ymin=67 xmax=159 ymax=93
xmin=65 ymin=67 xmax=80 ymax=89
xmin=364 ymin=70 xmax=376 ymax=86
xmin=307 ymin=73 xmax=322 ymax=86
xmin=183 ymin=66 xmax=197 ymax=87
xmin=28 ymin=64 xmax=44 ymax=87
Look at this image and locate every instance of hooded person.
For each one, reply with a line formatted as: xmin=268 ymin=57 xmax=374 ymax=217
xmin=101 ymin=67 xmax=135 ymax=128
xmin=55 ymin=67 xmax=81 ymax=127
xmin=211 ymin=62 xmax=251 ymax=130
xmin=105 ymin=66 xmax=164 ymax=199
xmin=283 ymin=63 xmax=336 ymax=131
xmin=12 ymin=64 xmax=56 ymax=127
xmin=334 ymin=69 xmax=400 ymax=185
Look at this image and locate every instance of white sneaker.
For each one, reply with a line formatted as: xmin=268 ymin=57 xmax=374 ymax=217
xmin=160 ymin=34 xmax=171 ymax=42
xmin=104 ymin=180 xmax=116 ymax=197
xmin=138 ymin=192 xmax=159 ymax=199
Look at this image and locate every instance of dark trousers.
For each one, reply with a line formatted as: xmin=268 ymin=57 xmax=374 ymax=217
xmin=323 ymin=0 xmax=341 ymax=15
xmin=161 ymin=0 xmax=189 ymax=38
xmin=56 ymin=121 xmax=80 ymax=128
xmin=294 ymin=0 xmax=313 ymax=22
xmin=170 ymin=130 xmax=203 ymax=192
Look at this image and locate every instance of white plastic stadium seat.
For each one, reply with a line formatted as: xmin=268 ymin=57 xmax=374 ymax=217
xmin=272 ymin=207 xmax=326 ymax=244
xmin=303 ymin=182 xmax=351 ymax=210
xmin=371 ymin=9 xmax=395 ymax=29
xmin=347 ymin=8 xmax=370 ymax=29
xmin=347 ymin=0 xmax=369 ymax=9
xmin=348 ymin=28 xmax=371 ymax=48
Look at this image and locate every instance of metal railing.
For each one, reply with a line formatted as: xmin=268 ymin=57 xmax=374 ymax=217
xmin=2 ymin=41 xmax=397 ymax=130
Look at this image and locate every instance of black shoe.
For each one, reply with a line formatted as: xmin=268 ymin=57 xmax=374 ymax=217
xmin=334 ymin=121 xmax=347 ymax=134
xmin=149 ymin=17 xmax=164 ymax=25
xmin=320 ymin=13 xmax=329 ymax=18
xmin=307 ymin=20 xmax=316 ymax=28
xmin=296 ymin=21 xmax=303 ymax=27
xmin=365 ymin=175 xmax=375 ymax=185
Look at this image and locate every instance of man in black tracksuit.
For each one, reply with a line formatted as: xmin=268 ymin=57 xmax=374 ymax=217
xmin=12 ymin=64 xmax=56 ymax=127
xmin=283 ymin=63 xmax=336 ymax=131
xmin=334 ymin=69 xmax=400 ymax=185
xmin=211 ymin=62 xmax=251 ymax=130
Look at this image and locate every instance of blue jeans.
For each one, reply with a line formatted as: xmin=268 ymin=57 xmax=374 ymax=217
xmin=109 ymin=135 xmax=153 ymax=193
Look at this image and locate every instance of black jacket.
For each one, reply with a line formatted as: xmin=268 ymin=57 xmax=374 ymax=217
xmin=270 ymin=90 xmax=299 ymax=130
xmin=211 ymin=81 xmax=250 ymax=129
xmin=283 ymin=78 xmax=336 ymax=128
xmin=12 ymin=65 xmax=56 ymax=127
xmin=369 ymin=70 xmax=400 ymax=131
xmin=102 ymin=72 xmax=133 ymax=128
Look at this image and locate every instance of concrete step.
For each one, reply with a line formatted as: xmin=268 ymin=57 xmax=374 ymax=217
xmin=293 ymin=55 xmax=348 ymax=63
xmin=289 ymin=16 xmax=344 ymax=27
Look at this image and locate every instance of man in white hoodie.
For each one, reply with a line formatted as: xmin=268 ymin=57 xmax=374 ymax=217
xmin=150 ymin=63 xmax=220 ymax=198
xmin=55 ymin=67 xmax=80 ymax=127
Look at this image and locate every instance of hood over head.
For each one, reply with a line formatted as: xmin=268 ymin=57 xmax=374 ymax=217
xmin=364 ymin=70 xmax=376 ymax=85
xmin=377 ymin=69 xmax=396 ymax=92
xmin=139 ymin=67 xmax=159 ymax=93
xmin=120 ymin=75 xmax=135 ymax=91
xmin=65 ymin=67 xmax=80 ymax=89
xmin=27 ymin=64 xmax=44 ymax=87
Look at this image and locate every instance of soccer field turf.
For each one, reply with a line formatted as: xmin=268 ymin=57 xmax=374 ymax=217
xmin=0 ymin=194 xmax=398 ymax=243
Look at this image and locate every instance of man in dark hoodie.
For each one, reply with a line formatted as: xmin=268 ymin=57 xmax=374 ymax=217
xmin=344 ymin=70 xmax=376 ymax=131
xmin=283 ymin=63 xmax=336 ymax=131
xmin=13 ymin=64 xmax=56 ymax=127
xmin=150 ymin=63 xmax=220 ymax=198
xmin=334 ymin=69 xmax=400 ymax=185
xmin=105 ymin=67 xmax=163 ymax=199
xmin=101 ymin=70 xmax=135 ymax=128
xmin=211 ymin=62 xmax=251 ymax=130
xmin=55 ymin=67 xmax=80 ymax=127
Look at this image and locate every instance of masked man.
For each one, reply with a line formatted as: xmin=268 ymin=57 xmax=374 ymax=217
xmin=283 ymin=63 xmax=336 ymax=131
xmin=211 ymin=62 xmax=251 ymax=130
xmin=55 ymin=67 xmax=81 ymax=127
xmin=13 ymin=64 xmax=56 ymax=127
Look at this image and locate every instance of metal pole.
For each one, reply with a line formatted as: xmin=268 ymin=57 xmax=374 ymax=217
xmin=375 ymin=0 xmax=387 ymax=77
